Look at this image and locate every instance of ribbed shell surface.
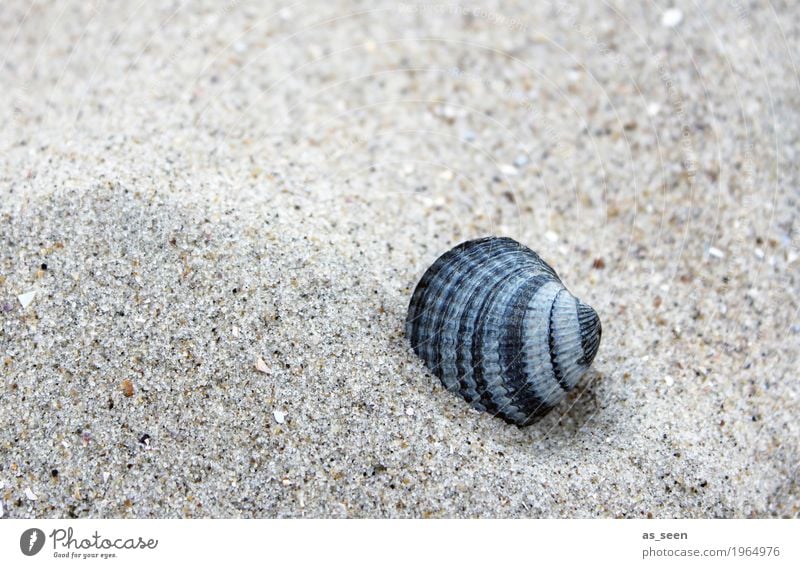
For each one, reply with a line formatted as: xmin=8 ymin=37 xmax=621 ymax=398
xmin=406 ymin=237 xmax=601 ymax=426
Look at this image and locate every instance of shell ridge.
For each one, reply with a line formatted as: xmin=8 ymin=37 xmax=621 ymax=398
xmin=459 ymin=255 xmax=531 ymax=404
xmin=448 ymin=245 xmax=545 ymax=399
xmin=406 ymin=238 xmax=491 ymax=354
xmin=547 ymin=288 xmax=571 ymax=393
xmin=439 ymin=246 xmax=534 ymax=394
xmin=494 ymin=274 xmax=551 ymax=389
xmin=408 ymin=239 xmax=504 ymax=374
xmin=520 ymin=281 xmax=567 ymax=416
xmin=504 ymin=275 xmax=560 ymax=421
xmin=471 ymin=269 xmax=541 ymax=423
xmin=479 ymin=273 xmax=552 ymax=421
xmin=577 ymin=301 xmax=602 ymax=366
xmin=552 ymin=292 xmax=586 ymax=390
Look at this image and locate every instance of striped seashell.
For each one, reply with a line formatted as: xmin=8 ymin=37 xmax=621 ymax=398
xmin=406 ymin=237 xmax=601 ymax=426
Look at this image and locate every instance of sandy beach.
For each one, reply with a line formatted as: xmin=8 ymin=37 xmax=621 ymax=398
xmin=1 ymin=1 xmax=798 ymax=517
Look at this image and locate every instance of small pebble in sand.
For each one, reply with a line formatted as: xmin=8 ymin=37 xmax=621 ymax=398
xmin=592 ymin=258 xmax=606 ymax=269
xmin=664 ymin=376 xmax=674 ymax=387
xmin=17 ymin=290 xmax=37 ymax=309
xmin=405 ymin=407 xmax=415 ymax=417
xmin=661 ymin=8 xmax=683 ymax=28
xmin=513 ymin=155 xmax=529 ymax=168
xmin=708 ymin=246 xmax=725 ymax=259
xmin=544 ymin=231 xmax=559 ymax=243
xmin=273 ymin=410 xmax=286 ymax=424
xmin=499 ymin=164 xmax=518 ymax=176
xmin=121 ymin=379 xmax=134 ymax=397
xmin=646 ymin=102 xmax=661 ymax=116
xmin=24 ymin=487 xmax=38 ymax=501
xmin=255 ymin=357 xmax=270 ymax=374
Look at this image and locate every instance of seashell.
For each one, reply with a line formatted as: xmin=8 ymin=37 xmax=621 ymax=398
xmin=406 ymin=237 xmax=601 ymax=426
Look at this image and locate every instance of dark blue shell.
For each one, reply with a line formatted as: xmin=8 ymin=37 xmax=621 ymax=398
xmin=406 ymin=237 xmax=601 ymax=426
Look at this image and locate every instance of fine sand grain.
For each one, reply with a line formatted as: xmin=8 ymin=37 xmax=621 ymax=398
xmin=1 ymin=1 xmax=798 ymax=517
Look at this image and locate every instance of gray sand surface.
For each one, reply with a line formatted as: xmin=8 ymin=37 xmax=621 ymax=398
xmin=1 ymin=1 xmax=798 ymax=517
